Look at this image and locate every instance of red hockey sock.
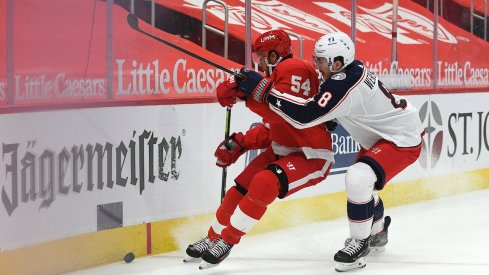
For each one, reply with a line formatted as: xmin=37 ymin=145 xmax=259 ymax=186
xmin=208 ymin=186 xmax=245 ymax=240
xmin=222 ymin=170 xmax=280 ymax=244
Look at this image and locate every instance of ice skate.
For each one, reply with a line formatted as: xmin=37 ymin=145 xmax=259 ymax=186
xmin=344 ymin=216 xmax=391 ymax=253
xmin=199 ymin=238 xmax=234 ymax=269
xmin=368 ymin=216 xmax=391 ymax=252
xmin=183 ymin=236 xmax=214 ymax=263
xmin=334 ymin=237 xmax=370 ymax=272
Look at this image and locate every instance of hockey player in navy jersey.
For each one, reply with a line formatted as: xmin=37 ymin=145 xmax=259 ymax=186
xmin=230 ymin=31 xmax=424 ymax=272
xmin=184 ymin=30 xmax=334 ymax=270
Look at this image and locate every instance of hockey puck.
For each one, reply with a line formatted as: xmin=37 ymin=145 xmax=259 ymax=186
xmin=124 ymin=252 xmax=135 ymax=263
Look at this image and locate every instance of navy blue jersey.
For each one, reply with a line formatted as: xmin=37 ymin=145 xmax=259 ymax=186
xmin=266 ymin=60 xmax=424 ymax=149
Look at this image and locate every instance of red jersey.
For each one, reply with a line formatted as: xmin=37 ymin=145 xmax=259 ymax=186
xmin=241 ymin=58 xmax=334 ymax=162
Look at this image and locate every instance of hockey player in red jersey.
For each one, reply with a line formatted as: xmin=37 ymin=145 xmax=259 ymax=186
xmin=230 ymin=31 xmax=424 ymax=272
xmin=184 ymin=30 xmax=334 ymax=269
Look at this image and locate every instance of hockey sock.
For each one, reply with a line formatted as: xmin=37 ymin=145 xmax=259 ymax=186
xmin=222 ymin=170 xmax=280 ymax=244
xmin=209 ymin=186 xmax=245 ymax=241
xmin=345 ymin=162 xmax=376 ymax=239
xmin=347 ymin=197 xmax=375 ymax=239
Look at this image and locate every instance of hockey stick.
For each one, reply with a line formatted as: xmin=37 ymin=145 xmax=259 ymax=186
xmin=127 ymin=14 xmax=244 ymax=79
xmin=221 ymin=107 xmax=232 ymax=202
xmin=127 ymin=13 xmax=237 ymax=202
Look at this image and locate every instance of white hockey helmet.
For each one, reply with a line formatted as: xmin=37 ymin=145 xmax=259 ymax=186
xmin=313 ymin=31 xmax=355 ymax=72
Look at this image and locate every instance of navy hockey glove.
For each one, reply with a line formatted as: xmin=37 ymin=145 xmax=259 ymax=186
xmin=235 ymin=67 xmax=273 ymax=103
xmin=214 ymin=133 xmax=248 ymax=168
xmin=325 ymin=120 xmax=338 ymax=132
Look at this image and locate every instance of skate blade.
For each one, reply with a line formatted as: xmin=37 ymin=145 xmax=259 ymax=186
xmin=334 ymin=257 xmax=366 ymax=272
xmin=199 ymin=260 xmax=218 ymax=270
xmin=183 ymin=256 xmax=200 ymax=263
xmin=370 ymin=246 xmax=386 ymax=253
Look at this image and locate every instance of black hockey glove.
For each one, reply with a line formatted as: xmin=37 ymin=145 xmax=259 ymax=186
xmin=325 ymin=120 xmax=338 ymax=132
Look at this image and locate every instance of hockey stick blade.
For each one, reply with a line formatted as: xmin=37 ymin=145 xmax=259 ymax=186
xmin=126 ymin=14 xmax=244 ymax=80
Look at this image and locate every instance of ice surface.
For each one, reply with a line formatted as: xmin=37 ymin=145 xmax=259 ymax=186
xmin=70 ymin=189 xmax=489 ymax=275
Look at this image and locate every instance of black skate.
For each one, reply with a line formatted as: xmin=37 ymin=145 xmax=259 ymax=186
xmin=334 ymin=238 xmax=370 ymax=272
xmin=368 ymin=216 xmax=391 ymax=252
xmin=183 ymin=236 xmax=214 ymax=263
xmin=344 ymin=216 xmax=391 ymax=253
xmin=199 ymin=238 xmax=234 ymax=269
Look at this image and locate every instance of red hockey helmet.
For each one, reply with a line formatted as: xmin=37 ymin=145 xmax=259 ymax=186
xmin=254 ymin=29 xmax=292 ymax=59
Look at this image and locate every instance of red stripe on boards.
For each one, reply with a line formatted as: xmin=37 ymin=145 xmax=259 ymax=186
xmin=146 ymin=223 xmax=152 ymax=255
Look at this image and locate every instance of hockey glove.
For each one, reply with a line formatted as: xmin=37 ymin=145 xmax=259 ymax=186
xmin=235 ymin=67 xmax=273 ymax=103
xmin=325 ymin=120 xmax=338 ymax=132
xmin=216 ymin=76 xmax=238 ymax=107
xmin=214 ymin=132 xmax=248 ymax=168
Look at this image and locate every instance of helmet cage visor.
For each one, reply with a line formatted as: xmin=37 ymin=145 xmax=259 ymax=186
xmin=312 ymin=53 xmax=330 ymax=70
xmin=253 ymin=50 xmax=281 ymax=76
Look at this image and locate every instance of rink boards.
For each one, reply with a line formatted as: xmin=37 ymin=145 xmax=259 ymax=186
xmin=1 ymin=92 xmax=489 ymax=274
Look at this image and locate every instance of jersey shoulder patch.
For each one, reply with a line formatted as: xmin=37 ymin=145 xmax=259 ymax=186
xmin=331 ymin=72 xmax=346 ymax=80
xmin=323 ymin=61 xmax=364 ymax=93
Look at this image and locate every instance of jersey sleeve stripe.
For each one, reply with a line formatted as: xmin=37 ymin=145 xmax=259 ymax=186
xmin=268 ymin=68 xmax=367 ymax=128
xmin=269 ymin=88 xmax=313 ymax=105
xmin=269 ymin=103 xmax=319 ymax=128
xmin=269 ymin=103 xmax=305 ymax=128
